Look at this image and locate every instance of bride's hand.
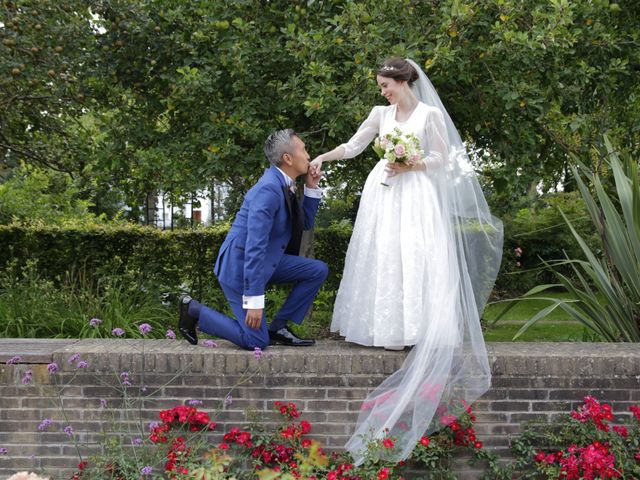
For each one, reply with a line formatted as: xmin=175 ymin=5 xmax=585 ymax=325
xmin=309 ymin=157 xmax=323 ymax=176
xmin=386 ymin=161 xmax=414 ymax=175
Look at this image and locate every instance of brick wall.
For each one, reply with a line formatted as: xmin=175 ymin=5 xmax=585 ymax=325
xmin=1 ymin=339 xmax=639 ymax=479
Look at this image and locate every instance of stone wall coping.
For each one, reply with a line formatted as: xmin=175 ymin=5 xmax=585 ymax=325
xmin=1 ymin=338 xmax=639 ymax=478
xmin=1 ymin=339 xmax=639 ymax=377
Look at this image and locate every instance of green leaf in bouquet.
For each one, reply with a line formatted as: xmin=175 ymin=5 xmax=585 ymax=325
xmin=372 ymin=143 xmax=385 ymax=158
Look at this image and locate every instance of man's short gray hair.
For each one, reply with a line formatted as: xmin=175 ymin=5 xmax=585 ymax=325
xmin=264 ymin=129 xmax=297 ymax=166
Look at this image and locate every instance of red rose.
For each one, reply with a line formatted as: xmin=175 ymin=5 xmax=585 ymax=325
xmin=300 ymin=420 xmax=311 ymax=434
xmin=236 ymin=431 xmax=252 ymax=445
xmin=377 ymin=467 xmax=390 ymax=480
xmin=613 ymin=425 xmax=628 ymax=438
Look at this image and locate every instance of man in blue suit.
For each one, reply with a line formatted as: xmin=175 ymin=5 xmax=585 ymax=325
xmin=178 ymin=129 xmax=328 ymax=350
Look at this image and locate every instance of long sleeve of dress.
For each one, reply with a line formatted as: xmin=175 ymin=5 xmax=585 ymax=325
xmin=339 ymin=106 xmax=383 ymax=159
xmin=423 ymin=108 xmax=449 ymax=170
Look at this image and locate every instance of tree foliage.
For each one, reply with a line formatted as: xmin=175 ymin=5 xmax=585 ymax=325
xmin=1 ymin=0 xmax=639 ymax=218
xmin=0 ymin=164 xmax=99 ymax=225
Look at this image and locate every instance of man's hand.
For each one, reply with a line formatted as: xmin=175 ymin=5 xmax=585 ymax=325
xmin=245 ymin=308 xmax=263 ymax=330
xmin=305 ymin=163 xmax=323 ymax=189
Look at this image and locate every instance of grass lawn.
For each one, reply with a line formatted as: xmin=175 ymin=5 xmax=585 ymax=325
xmin=482 ymin=291 xmax=592 ymax=342
xmin=483 ymin=321 xmax=589 ymax=342
xmin=289 ymin=290 xmax=596 ymax=343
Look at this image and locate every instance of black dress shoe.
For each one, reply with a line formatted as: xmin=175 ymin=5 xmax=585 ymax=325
xmin=269 ymin=326 xmax=315 ymax=347
xmin=178 ymin=294 xmax=198 ymax=345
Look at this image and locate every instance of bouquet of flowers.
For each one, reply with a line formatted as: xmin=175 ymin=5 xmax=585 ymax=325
xmin=372 ymin=127 xmax=423 ymax=186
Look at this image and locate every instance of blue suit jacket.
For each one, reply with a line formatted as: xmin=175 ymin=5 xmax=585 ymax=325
xmin=214 ymin=166 xmax=321 ymax=296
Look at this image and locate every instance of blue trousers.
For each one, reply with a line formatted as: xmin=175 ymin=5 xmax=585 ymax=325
xmin=198 ymin=254 xmax=328 ymax=350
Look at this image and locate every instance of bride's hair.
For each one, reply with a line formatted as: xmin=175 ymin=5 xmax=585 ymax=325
xmin=376 ymin=58 xmax=419 ymax=86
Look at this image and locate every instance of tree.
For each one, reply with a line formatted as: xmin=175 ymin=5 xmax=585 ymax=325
xmin=2 ymin=0 xmax=638 ymax=220
xmin=0 ymin=164 xmax=99 ymax=224
xmin=1 ymin=0 xmax=97 ymax=174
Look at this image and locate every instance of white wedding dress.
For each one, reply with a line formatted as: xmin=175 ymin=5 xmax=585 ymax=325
xmin=335 ymin=60 xmax=503 ymax=464
xmin=331 ymin=102 xmax=457 ymax=348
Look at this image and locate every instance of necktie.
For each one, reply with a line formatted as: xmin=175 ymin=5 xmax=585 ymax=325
xmin=285 ymin=187 xmax=303 ymax=256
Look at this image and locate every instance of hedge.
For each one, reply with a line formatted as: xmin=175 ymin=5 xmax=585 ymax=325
xmin=0 ymin=223 xmax=352 ymax=300
xmin=0 ymin=201 xmax=596 ymax=301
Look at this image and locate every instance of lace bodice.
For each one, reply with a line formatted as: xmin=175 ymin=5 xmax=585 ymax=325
xmin=339 ymin=103 xmax=449 ymax=169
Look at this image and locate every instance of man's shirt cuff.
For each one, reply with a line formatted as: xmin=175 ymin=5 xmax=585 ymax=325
xmin=304 ymin=186 xmax=323 ymax=199
xmin=242 ymin=295 xmax=265 ymax=309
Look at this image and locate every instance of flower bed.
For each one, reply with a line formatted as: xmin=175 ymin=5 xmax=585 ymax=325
xmin=67 ymin=399 xmax=500 ymax=480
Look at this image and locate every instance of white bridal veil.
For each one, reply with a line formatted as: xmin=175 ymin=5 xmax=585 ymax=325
xmin=345 ymin=59 xmax=504 ymax=463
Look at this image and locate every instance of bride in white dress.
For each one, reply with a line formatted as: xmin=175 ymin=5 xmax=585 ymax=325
xmin=310 ymin=58 xmax=503 ymax=462
xmin=312 ymin=59 xmax=460 ymax=349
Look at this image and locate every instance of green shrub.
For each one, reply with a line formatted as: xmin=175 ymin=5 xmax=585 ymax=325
xmin=2 ymin=213 xmax=583 ymax=339
xmin=0 ymin=166 xmax=100 ymax=225
xmin=0 ymin=223 xmax=351 ymax=339
xmin=0 ymin=260 xmax=174 ymax=338
xmin=496 ymin=191 xmax=599 ymax=294
xmin=313 ymin=221 xmax=353 ymax=291
xmin=495 ymin=138 xmax=640 ymax=342
xmin=0 ymin=223 xmax=228 ymax=300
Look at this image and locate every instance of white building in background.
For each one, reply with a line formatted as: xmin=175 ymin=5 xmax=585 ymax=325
xmin=154 ymin=183 xmax=230 ymax=229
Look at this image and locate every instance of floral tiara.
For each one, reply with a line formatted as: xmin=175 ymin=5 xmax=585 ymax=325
xmin=380 ymin=65 xmax=397 ymax=72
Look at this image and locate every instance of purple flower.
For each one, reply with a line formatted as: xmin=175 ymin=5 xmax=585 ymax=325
xmin=112 ymin=328 xmax=125 ymax=337
xmin=67 ymin=353 xmax=80 ymax=364
xmin=76 ymin=361 xmax=88 ymax=369
xmin=141 ymin=466 xmax=153 ymax=475
xmin=89 ymin=317 xmax=102 ymax=327
xmin=38 ymin=418 xmax=53 ymax=431
xmin=138 ymin=323 xmax=152 ymax=335
xmin=165 ymin=328 xmax=176 ymax=339
xmin=120 ymin=371 xmax=131 ymax=387
xmin=202 ymin=339 xmax=217 ymax=348
xmin=187 ymin=399 xmax=202 ymax=406
xmin=253 ymin=347 xmax=263 ymax=360
xmin=0 ymin=447 xmax=8 ymax=455
xmin=21 ymin=369 xmax=33 ymax=385
xmin=148 ymin=421 xmax=160 ymax=431
xmin=63 ymin=425 xmax=74 ymax=437
xmin=6 ymin=355 xmax=21 ymax=365
xmin=47 ymin=362 xmax=59 ymax=374
xmin=99 ymin=398 xmax=107 ymax=408
xmin=224 ymin=394 xmax=233 ymax=407
xmin=131 ymin=437 xmax=142 ymax=445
